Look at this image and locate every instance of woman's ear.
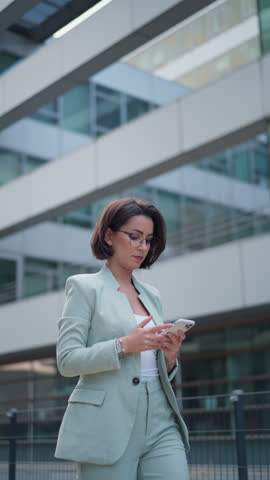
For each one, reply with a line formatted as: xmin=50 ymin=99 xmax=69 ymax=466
xmin=104 ymin=227 xmax=113 ymax=246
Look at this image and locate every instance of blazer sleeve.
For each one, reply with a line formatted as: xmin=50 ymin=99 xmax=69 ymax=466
xmin=156 ymin=290 xmax=179 ymax=382
xmin=56 ymin=276 xmax=120 ymax=377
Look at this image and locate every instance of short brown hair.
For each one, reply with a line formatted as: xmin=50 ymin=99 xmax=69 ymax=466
xmin=90 ymin=197 xmax=166 ymax=268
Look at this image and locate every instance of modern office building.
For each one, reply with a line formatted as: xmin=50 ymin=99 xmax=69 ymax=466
xmin=0 ymin=0 xmax=270 ymax=444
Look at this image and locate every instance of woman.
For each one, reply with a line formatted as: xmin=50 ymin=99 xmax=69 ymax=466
xmin=55 ymin=198 xmax=190 ymax=479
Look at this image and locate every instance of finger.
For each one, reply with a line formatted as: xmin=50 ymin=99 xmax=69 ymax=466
xmin=176 ymin=330 xmax=186 ymax=338
xmin=161 ymin=339 xmax=175 ymax=349
xmin=176 ymin=332 xmax=186 ymax=342
xmin=166 ymin=332 xmax=180 ymax=343
xmin=145 ymin=336 xmax=168 ymax=350
xmin=160 ymin=346 xmax=171 ymax=352
xmin=146 ymin=333 xmax=165 ymax=346
xmin=142 ymin=340 xmax=162 ymax=351
xmin=156 ymin=340 xmax=169 ymax=349
xmin=162 ymin=333 xmax=182 ymax=348
xmin=137 ymin=315 xmax=153 ymax=328
xmin=156 ymin=336 xmax=175 ymax=349
xmin=149 ymin=323 xmax=173 ymax=334
xmin=165 ymin=330 xmax=184 ymax=341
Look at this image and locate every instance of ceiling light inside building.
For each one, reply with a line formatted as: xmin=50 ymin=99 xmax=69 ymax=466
xmin=53 ymin=0 xmax=113 ymax=39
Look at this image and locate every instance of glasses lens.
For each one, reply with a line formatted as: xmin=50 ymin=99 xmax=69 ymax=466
xmin=123 ymin=231 xmax=159 ymax=248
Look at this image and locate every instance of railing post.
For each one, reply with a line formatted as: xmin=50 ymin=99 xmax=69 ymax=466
xmin=230 ymin=390 xmax=248 ymax=480
xmin=7 ymin=408 xmax=17 ymax=480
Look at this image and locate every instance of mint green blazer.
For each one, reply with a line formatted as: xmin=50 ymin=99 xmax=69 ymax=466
xmin=55 ymin=263 xmax=189 ymax=464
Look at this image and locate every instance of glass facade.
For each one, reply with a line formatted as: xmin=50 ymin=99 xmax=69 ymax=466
xmin=23 ymin=258 xmax=92 ymax=298
xmin=29 ymin=80 xmax=155 ymax=137
xmin=0 ymin=258 xmax=16 ymax=304
xmin=0 ymin=79 xmax=157 ymax=188
xmin=0 ymin=52 xmax=20 ymax=75
xmin=0 ymin=149 xmax=46 ymax=186
xmin=0 ymin=149 xmax=21 ymax=185
xmin=62 ymin=84 xmax=90 ymax=134
xmin=31 ymin=101 xmax=59 ymax=126
xmin=195 ymin=137 xmax=270 ymax=186
xmin=180 ymin=318 xmax=270 ymax=403
xmin=258 ymin=0 xmax=270 ymax=53
xmin=124 ymin=0 xmax=260 ymax=90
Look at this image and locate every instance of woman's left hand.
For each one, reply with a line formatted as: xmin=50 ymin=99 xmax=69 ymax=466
xmin=161 ymin=331 xmax=186 ymax=373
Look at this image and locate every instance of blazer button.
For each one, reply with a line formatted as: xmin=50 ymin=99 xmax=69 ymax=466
xmin=132 ymin=377 xmax=140 ymax=385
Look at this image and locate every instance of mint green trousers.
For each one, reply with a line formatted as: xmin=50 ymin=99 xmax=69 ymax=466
xmin=77 ymin=377 xmax=189 ymax=479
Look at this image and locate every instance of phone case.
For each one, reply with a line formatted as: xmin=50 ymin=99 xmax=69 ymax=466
xmin=161 ymin=319 xmax=195 ymax=336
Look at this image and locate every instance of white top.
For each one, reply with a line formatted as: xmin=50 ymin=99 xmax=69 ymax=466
xmin=134 ymin=314 xmax=159 ymax=382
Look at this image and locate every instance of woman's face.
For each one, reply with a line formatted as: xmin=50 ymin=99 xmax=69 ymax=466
xmin=105 ymin=215 xmax=154 ymax=270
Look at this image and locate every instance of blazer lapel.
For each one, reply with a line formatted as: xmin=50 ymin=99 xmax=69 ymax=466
xmin=100 ymin=263 xmax=161 ymax=327
xmin=100 ymin=264 xmax=137 ymax=332
xmin=132 ymin=276 xmax=162 ymax=326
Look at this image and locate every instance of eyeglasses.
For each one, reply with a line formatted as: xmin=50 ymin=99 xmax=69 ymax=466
xmin=118 ymin=230 xmax=159 ymax=248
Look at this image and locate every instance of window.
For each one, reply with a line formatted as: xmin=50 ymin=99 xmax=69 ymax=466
xmin=32 ymin=101 xmax=59 ymax=125
xmin=62 ymin=84 xmax=90 ymax=135
xmin=0 ymin=52 xmax=19 ymax=74
xmin=258 ymin=0 xmax=270 ymax=53
xmin=0 ymin=149 xmax=21 ymax=185
xmin=0 ymin=258 xmax=16 ymax=304
xmin=126 ymin=95 xmax=149 ymax=122
xmin=96 ymin=96 xmax=121 ymax=130
xmin=23 ymin=258 xmax=58 ymax=298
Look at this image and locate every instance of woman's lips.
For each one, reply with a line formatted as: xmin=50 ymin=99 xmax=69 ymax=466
xmin=134 ymin=256 xmax=143 ymax=261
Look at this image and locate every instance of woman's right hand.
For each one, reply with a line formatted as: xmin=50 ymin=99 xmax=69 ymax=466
xmin=120 ymin=315 xmax=173 ymax=354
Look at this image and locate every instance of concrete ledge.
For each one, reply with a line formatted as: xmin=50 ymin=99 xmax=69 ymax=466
xmin=1 ymin=233 xmax=269 ymax=355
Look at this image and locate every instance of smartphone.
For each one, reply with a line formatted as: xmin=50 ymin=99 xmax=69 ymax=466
xmin=161 ymin=318 xmax=195 ymax=336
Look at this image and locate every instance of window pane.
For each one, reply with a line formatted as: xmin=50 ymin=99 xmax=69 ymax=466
xmin=23 ymin=155 xmax=45 ymax=174
xmin=23 ymin=272 xmax=51 ymax=298
xmin=0 ymin=149 xmax=21 ymax=185
xmin=126 ymin=96 xmax=149 ymax=122
xmin=62 ymin=84 xmax=90 ymax=134
xmin=231 ymin=150 xmax=251 ymax=181
xmin=42 ymin=101 xmax=57 ymax=114
xmin=31 ymin=101 xmax=58 ymax=125
xmin=96 ymin=97 xmax=121 ymax=129
xmin=258 ymin=0 xmax=270 ymax=53
xmin=23 ymin=258 xmax=58 ymax=298
xmin=155 ymin=190 xmax=180 ymax=235
xmin=254 ymin=152 xmax=270 ymax=185
xmin=0 ymin=52 xmax=19 ymax=74
xmin=0 ymin=258 xmax=16 ymax=304
xmin=96 ymin=84 xmax=121 ymax=99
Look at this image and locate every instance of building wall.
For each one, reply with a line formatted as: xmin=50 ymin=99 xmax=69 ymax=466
xmin=0 ymin=0 xmax=270 ymax=427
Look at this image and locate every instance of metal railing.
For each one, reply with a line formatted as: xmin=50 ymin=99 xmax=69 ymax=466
xmin=0 ymin=390 xmax=269 ymax=479
xmin=165 ymin=204 xmax=270 ymax=257
xmin=0 ymin=282 xmax=16 ymax=304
